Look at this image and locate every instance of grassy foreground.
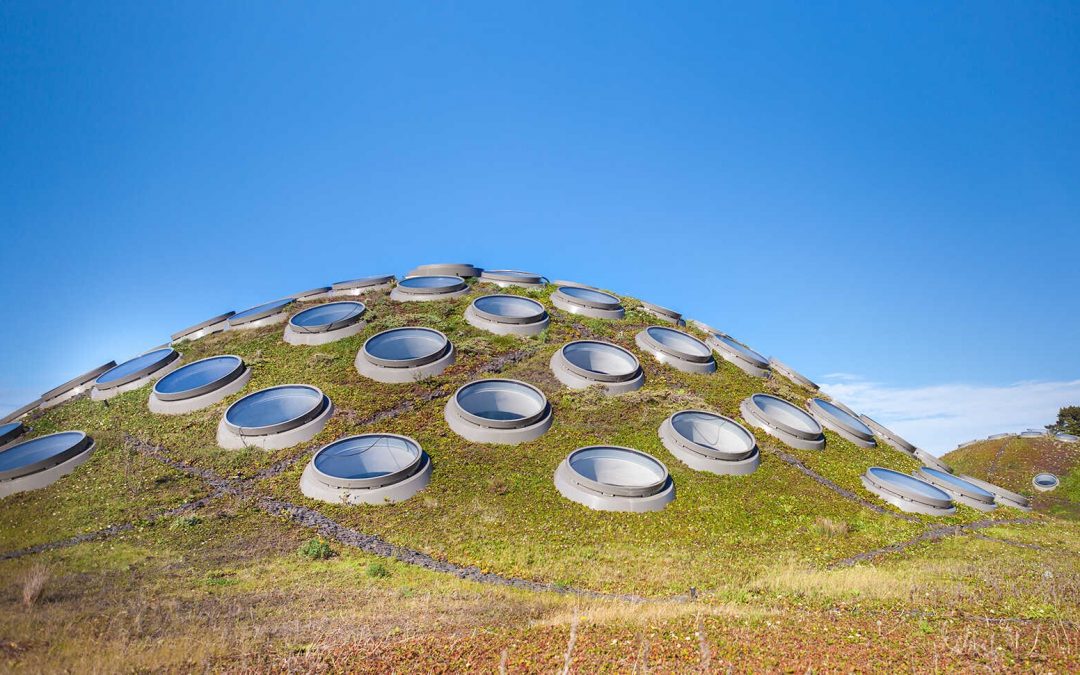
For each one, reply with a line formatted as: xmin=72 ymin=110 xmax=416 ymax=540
xmin=2 ymin=280 xmax=1077 ymax=671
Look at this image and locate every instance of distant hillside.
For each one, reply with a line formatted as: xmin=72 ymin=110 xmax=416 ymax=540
xmin=943 ymin=435 xmax=1080 ymax=520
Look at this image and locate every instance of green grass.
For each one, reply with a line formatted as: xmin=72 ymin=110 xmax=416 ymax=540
xmin=6 ymin=282 xmax=1072 ymax=600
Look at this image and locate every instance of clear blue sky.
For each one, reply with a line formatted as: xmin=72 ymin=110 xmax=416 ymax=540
xmin=2 ymin=2 xmax=1078 ymax=448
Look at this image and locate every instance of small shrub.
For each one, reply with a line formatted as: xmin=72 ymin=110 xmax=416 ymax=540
xmin=489 ymin=477 xmax=509 ymax=495
xmin=19 ymin=563 xmax=50 ymax=609
xmin=298 ymin=538 xmax=335 ymax=560
xmin=813 ymin=517 xmax=850 ymax=537
xmin=366 ymin=561 xmax=390 ymax=578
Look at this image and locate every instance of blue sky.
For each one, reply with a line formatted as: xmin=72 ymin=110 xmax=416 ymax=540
xmin=2 ymin=2 xmax=1078 ymax=451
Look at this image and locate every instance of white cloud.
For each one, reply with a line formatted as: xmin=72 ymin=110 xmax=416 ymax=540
xmin=819 ymin=376 xmax=1080 ymax=456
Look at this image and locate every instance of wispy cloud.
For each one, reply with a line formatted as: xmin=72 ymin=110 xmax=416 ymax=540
xmin=819 ymin=376 xmax=1080 ymax=455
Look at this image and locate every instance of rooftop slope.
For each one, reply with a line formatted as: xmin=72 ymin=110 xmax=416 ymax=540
xmin=1 ymin=280 xmax=1051 ymax=594
xmin=944 ymin=435 xmax=1080 ymax=520
xmin=1 ymin=275 xmax=1077 ymax=670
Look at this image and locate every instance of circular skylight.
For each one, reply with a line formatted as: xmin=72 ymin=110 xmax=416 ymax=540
xmin=859 ymin=414 xmax=917 ymax=454
xmin=153 ymin=356 xmax=246 ymax=402
xmin=0 ymin=399 xmax=41 ymax=425
xmin=313 ymin=434 xmax=424 ymax=488
xmin=291 ymin=286 xmax=332 ymax=301
xmin=362 ymin=328 xmax=450 ymax=367
xmin=567 ymin=446 xmax=669 ymax=497
xmin=0 ymin=421 xmax=25 ymax=447
xmin=40 ymin=360 xmax=117 ymax=407
xmin=333 ymin=274 xmax=394 ymax=290
xmin=289 ymin=301 xmax=366 ymax=334
xmin=171 ymin=311 xmax=235 ymax=342
xmin=740 ymin=394 xmax=825 ymax=450
xmin=479 ymin=269 xmax=546 ymax=287
xmin=808 ymin=398 xmax=876 ymax=447
xmin=223 ymin=385 xmax=327 ymax=436
xmin=559 ymin=286 xmax=620 ymax=309
xmin=551 ymin=286 xmax=625 ymax=320
xmin=406 ymin=263 xmax=481 ymax=278
xmin=0 ymin=431 xmax=93 ymax=481
xmin=708 ymin=334 xmax=769 ymax=373
xmin=1033 ymin=472 xmax=1059 ymax=491
xmin=228 ymin=299 xmax=295 ymax=327
xmin=1056 ymin=432 xmax=1079 ymax=442
xmin=768 ymin=358 xmax=819 ymax=390
xmin=392 ymin=275 xmax=469 ymax=302
xmin=639 ymin=301 xmax=682 ymax=323
xmin=550 ymin=340 xmax=645 ymax=395
xmin=453 ymin=379 xmax=548 ymax=428
xmin=399 ymin=275 xmax=466 ymax=291
xmin=915 ymin=466 xmax=995 ymax=510
xmin=560 ymin=341 xmax=640 ymax=381
xmin=356 ymin=327 xmax=456 ymax=382
xmin=444 ymin=379 xmax=553 ymax=444
xmin=862 ymin=466 xmax=954 ymax=515
xmin=956 ymin=474 xmax=1031 ymax=509
xmin=635 ymin=327 xmax=716 ymax=374
xmin=466 ymin=295 xmax=549 ymax=337
xmin=301 ymin=433 xmax=433 ymax=504
xmin=667 ymin=411 xmax=757 ymax=461
xmin=471 ymin=295 xmax=547 ymax=324
xmin=95 ymin=348 xmax=179 ymax=391
xmin=554 ymin=446 xmax=675 ymax=512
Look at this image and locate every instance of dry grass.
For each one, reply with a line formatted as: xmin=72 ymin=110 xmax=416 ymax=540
xmin=18 ymin=563 xmax=49 ymax=609
xmin=813 ymin=516 xmax=851 ymax=537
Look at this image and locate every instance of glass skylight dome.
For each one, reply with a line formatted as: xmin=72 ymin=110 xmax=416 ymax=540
xmin=1032 ymin=472 xmax=1059 ymax=492
xmin=659 ymin=410 xmax=760 ymax=475
xmin=330 ymin=274 xmax=395 ymax=297
xmin=956 ymin=474 xmax=1032 ymax=511
xmin=227 ymin=298 xmax=296 ymax=330
xmin=550 ymin=286 xmax=626 ymax=320
xmin=284 ymin=301 xmax=367 ymax=345
xmin=300 ymin=433 xmax=432 ymax=505
xmin=859 ymin=414 xmax=917 ymax=455
xmin=149 ymin=355 xmax=251 ymax=415
xmin=706 ymin=333 xmax=770 ymax=378
xmin=554 ymin=446 xmax=675 ymax=512
xmin=1055 ymin=432 xmax=1079 ymax=443
xmin=915 ymin=466 xmax=996 ymax=511
xmin=807 ymin=398 xmax=876 ymax=448
xmin=92 ymin=348 xmax=181 ymax=401
xmin=465 ymin=294 xmax=550 ymax=336
xmin=740 ymin=394 xmax=825 ymax=450
xmin=0 ymin=431 xmax=96 ymax=498
xmin=914 ymin=448 xmax=953 ymax=474
xmin=478 ymin=269 xmax=547 ymax=288
xmin=861 ymin=466 xmax=956 ymax=516
xmin=0 ymin=399 xmax=41 ymax=425
xmin=290 ymin=286 xmax=332 ymax=302
xmin=390 ymin=275 xmax=470 ymax=302
xmin=549 ymin=340 xmax=645 ymax=395
xmin=638 ymin=300 xmax=683 ymax=325
xmin=635 ymin=326 xmax=716 ymax=374
xmin=40 ymin=360 xmax=117 ymax=409
xmin=406 ymin=263 xmax=481 ymax=278
xmin=171 ymin=311 xmax=235 ymax=343
xmin=0 ymin=421 xmax=26 ymax=449
xmin=217 ymin=384 xmax=333 ymax=450
xmin=768 ymin=358 xmax=819 ymax=391
xmin=444 ymin=379 xmax=553 ymax=444
xmin=355 ymin=327 xmax=456 ymax=383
